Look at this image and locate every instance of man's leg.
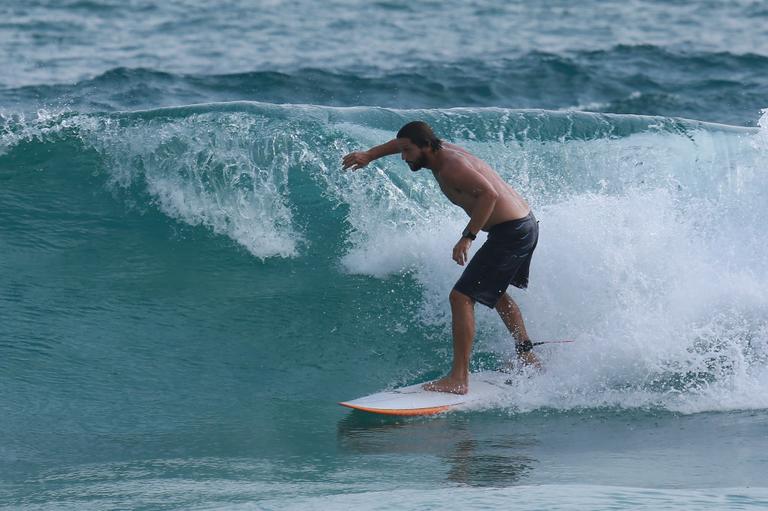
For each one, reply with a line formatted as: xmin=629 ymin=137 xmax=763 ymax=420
xmin=495 ymin=293 xmax=541 ymax=368
xmin=423 ymin=289 xmax=475 ymax=394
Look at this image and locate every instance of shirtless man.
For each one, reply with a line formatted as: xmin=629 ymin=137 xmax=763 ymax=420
xmin=342 ymin=121 xmax=541 ymax=394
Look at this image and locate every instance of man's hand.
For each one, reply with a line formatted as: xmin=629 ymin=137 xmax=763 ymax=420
xmin=452 ymin=237 xmax=472 ymax=266
xmin=342 ymin=151 xmax=372 ymax=171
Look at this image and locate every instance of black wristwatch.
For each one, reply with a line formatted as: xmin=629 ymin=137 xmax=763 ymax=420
xmin=462 ymin=227 xmax=477 ymax=240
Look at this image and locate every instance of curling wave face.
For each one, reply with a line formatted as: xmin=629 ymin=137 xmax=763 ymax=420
xmin=2 ymin=103 xmax=767 ymax=416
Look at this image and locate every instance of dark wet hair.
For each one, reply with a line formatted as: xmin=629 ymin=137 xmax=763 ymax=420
xmin=396 ymin=121 xmax=443 ymax=151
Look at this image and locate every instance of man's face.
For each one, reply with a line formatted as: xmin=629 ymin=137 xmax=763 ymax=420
xmin=398 ymin=138 xmax=428 ymax=171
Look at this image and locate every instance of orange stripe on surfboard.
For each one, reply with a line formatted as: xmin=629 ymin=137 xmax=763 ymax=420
xmin=339 ymin=402 xmax=452 ymax=416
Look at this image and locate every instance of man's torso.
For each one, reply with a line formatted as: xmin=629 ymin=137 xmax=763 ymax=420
xmin=433 ymin=143 xmax=530 ymax=231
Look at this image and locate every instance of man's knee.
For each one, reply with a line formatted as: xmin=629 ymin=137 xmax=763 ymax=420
xmin=495 ymin=292 xmax=511 ymax=310
xmin=450 ymin=288 xmax=474 ymax=306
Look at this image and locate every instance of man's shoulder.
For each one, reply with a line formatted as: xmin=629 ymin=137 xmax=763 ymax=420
xmin=436 ymin=158 xmax=467 ymax=179
xmin=442 ymin=142 xmax=471 ymax=156
xmin=441 ymin=147 xmax=480 ymax=173
xmin=438 ymin=158 xmax=491 ymax=189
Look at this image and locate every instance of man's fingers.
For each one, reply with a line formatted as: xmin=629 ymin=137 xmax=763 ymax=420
xmin=453 ymin=248 xmax=465 ymax=266
xmin=342 ymin=154 xmax=362 ymax=171
xmin=342 ymin=151 xmax=373 ymax=171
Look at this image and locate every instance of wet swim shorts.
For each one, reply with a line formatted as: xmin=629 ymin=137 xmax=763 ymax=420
xmin=453 ymin=211 xmax=539 ymax=308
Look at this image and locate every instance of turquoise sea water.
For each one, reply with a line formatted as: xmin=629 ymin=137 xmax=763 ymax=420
xmin=2 ymin=1 xmax=768 ymax=509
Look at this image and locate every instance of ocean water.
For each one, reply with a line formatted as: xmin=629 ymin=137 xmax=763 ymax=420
xmin=2 ymin=1 xmax=768 ymax=509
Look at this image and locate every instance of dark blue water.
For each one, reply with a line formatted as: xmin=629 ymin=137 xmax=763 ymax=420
xmin=2 ymin=1 xmax=768 ymax=509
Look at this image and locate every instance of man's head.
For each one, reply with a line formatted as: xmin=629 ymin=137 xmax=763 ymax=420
xmin=396 ymin=121 xmax=442 ymax=171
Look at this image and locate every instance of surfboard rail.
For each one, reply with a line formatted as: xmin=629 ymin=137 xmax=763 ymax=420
xmin=338 ymin=402 xmax=452 ymax=416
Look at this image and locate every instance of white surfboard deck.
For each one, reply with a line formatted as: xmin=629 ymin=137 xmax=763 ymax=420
xmin=339 ymin=371 xmax=511 ymax=416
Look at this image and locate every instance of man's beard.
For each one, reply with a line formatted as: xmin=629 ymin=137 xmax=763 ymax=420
xmin=407 ymin=154 xmax=427 ymax=172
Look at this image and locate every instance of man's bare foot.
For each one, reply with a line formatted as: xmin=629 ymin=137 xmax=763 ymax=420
xmin=519 ymin=351 xmax=542 ymax=369
xmin=423 ymin=375 xmax=468 ymax=394
xmin=501 ymin=351 xmax=543 ymax=373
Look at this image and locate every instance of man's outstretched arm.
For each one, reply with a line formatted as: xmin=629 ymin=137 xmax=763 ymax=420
xmin=342 ymin=139 xmax=400 ymax=170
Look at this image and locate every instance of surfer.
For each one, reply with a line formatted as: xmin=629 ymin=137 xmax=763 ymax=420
xmin=342 ymin=121 xmax=541 ymax=394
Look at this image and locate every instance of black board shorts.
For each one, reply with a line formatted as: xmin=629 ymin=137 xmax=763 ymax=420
xmin=453 ymin=211 xmax=539 ymax=308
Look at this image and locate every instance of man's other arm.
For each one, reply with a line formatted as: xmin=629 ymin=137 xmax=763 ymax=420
xmin=342 ymin=139 xmax=400 ymax=170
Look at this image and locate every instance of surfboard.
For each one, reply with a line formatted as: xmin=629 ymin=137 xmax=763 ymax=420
xmin=339 ymin=370 xmax=512 ymax=416
xmin=339 ymin=340 xmax=573 ymax=416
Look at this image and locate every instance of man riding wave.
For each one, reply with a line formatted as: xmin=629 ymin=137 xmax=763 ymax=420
xmin=343 ymin=121 xmax=540 ymax=394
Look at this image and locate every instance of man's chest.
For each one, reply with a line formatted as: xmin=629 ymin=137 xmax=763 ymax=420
xmin=436 ymin=178 xmax=471 ymax=208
